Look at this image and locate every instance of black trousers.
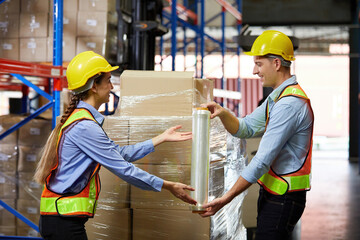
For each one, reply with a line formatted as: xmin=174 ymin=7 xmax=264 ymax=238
xmin=255 ymin=187 xmax=307 ymax=240
xmin=39 ymin=215 xmax=88 ymax=240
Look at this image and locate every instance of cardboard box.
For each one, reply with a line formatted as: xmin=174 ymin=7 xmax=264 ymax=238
xmin=0 ymin=199 xmax=16 ymax=227
xmin=18 ymin=145 xmax=42 ymax=172
xmin=129 ymin=116 xmax=192 ymax=165
xmin=79 ymin=0 xmax=115 ymax=12
xmin=130 ymin=164 xmax=191 ymax=210
xmin=103 ymin=116 xmax=129 ymax=146
xmin=18 ymin=117 xmax=51 ymax=147
xmin=98 ymin=167 xmax=130 ymax=209
xmin=16 ymin=199 xmax=39 ymax=228
xmin=76 ymin=36 xmax=106 ymax=56
xmin=86 ymin=208 xmax=131 ymax=240
xmin=77 ymin=11 xmax=117 ymax=37
xmin=0 ymin=115 xmax=22 ymax=145
xmin=0 ymin=226 xmax=16 ymax=236
xmin=47 ymin=35 xmax=76 ymax=62
xmin=0 ymin=14 xmax=19 ymax=38
xmin=18 ymin=172 xmax=42 ymax=200
xmin=19 ymin=13 xmax=48 ymax=38
xmin=0 ymin=144 xmax=17 ymax=172
xmin=20 ymin=37 xmax=47 ymax=62
xmin=0 ymin=38 xmax=19 ymax=60
xmin=0 ymin=0 xmax=20 ymax=14
xmin=20 ymin=0 xmax=49 ymax=13
xmin=50 ymin=0 xmax=78 ymax=12
xmin=132 ymin=209 xmax=210 ymax=240
xmin=0 ymin=171 xmax=17 ymax=199
xmin=48 ymin=10 xmax=77 ymax=39
xmin=118 ymin=71 xmax=214 ymax=116
xmin=16 ymin=227 xmax=40 ymax=237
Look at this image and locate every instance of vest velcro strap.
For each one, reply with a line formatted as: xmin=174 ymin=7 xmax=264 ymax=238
xmin=283 ymin=175 xmax=310 ymax=192
xmin=258 ymin=173 xmax=288 ymax=195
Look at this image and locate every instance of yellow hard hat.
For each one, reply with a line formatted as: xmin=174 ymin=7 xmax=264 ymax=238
xmin=66 ymin=51 xmax=119 ymax=91
xmin=244 ymin=30 xmax=295 ymax=61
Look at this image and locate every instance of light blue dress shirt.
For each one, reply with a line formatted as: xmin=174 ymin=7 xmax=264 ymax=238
xmin=235 ymin=76 xmax=314 ymax=183
xmin=48 ymin=101 xmax=163 ymax=194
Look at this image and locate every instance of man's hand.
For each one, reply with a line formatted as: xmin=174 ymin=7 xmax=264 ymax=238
xmin=163 ymin=180 xmax=197 ymax=205
xmin=199 ymin=197 xmax=227 ymax=217
xmin=201 ymin=102 xmax=224 ymax=119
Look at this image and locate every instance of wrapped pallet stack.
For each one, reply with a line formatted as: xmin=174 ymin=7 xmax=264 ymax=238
xmin=86 ymin=71 xmax=248 ymax=239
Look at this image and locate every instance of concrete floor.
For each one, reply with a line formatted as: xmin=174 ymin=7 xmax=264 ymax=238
xmin=301 ymin=150 xmax=360 ymax=240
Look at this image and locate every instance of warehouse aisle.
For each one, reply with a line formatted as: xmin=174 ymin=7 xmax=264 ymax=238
xmin=301 ymin=149 xmax=360 ymax=240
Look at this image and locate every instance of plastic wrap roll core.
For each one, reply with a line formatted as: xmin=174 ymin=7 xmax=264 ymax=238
xmin=190 ymin=107 xmax=210 ymax=212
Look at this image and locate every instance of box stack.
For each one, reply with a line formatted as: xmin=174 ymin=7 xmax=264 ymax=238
xmin=0 ymin=115 xmax=51 ymax=237
xmin=76 ymin=0 xmax=117 ymax=59
xmin=93 ymin=71 xmax=247 ymax=239
xmin=0 ymin=0 xmax=117 ymax=62
xmin=0 ymin=0 xmax=20 ymax=60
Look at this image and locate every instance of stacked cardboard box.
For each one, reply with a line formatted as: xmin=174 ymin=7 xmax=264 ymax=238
xmin=0 ymin=114 xmax=51 ymax=237
xmin=95 ymin=71 xmax=249 ymax=239
xmin=0 ymin=0 xmax=117 ymax=62
xmin=0 ymin=0 xmax=20 ymax=60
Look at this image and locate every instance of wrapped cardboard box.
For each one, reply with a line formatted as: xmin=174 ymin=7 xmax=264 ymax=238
xmin=0 ymin=144 xmax=17 ymax=172
xmin=18 ymin=145 xmax=42 ymax=172
xmin=0 ymin=115 xmax=22 ymax=145
xmin=19 ymin=37 xmax=47 ymax=62
xmin=48 ymin=10 xmax=77 ymax=39
xmin=0 ymin=171 xmax=17 ymax=199
xmin=19 ymin=13 xmax=48 ymax=38
xmin=118 ymin=71 xmax=214 ymax=116
xmin=129 ymin=116 xmax=192 ymax=165
xmin=103 ymin=116 xmax=129 ymax=146
xmin=79 ymin=0 xmax=115 ymax=12
xmin=0 ymin=38 xmax=19 ymax=60
xmin=0 ymin=14 xmax=19 ymax=38
xmin=131 ymin=164 xmax=191 ymax=210
xmin=77 ymin=11 xmax=117 ymax=37
xmin=0 ymin=0 xmax=20 ymax=14
xmin=0 ymin=199 xmax=16 ymax=227
xmin=16 ymin=199 xmax=39 ymax=228
xmin=18 ymin=172 xmax=42 ymax=200
xmin=18 ymin=117 xmax=51 ymax=147
xmin=47 ymin=35 xmax=76 ymax=62
xmin=86 ymin=208 xmax=131 ymax=240
xmin=132 ymin=209 xmax=210 ymax=240
xmin=0 ymin=226 xmax=16 ymax=236
xmin=20 ymin=0 xmax=49 ymax=13
xmin=98 ymin=167 xmax=130 ymax=209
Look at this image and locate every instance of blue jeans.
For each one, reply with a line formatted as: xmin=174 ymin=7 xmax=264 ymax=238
xmin=255 ymin=187 xmax=306 ymax=240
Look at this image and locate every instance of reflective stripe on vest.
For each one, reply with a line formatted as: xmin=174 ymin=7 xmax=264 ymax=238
xmin=258 ymin=84 xmax=313 ymax=195
xmin=40 ymin=108 xmax=101 ymax=217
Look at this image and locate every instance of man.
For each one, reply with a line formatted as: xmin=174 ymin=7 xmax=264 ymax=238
xmin=200 ymin=30 xmax=314 ymax=240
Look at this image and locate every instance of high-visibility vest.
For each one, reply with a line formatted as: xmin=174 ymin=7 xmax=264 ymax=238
xmin=40 ymin=108 xmax=101 ymax=217
xmin=258 ymin=84 xmax=313 ymax=195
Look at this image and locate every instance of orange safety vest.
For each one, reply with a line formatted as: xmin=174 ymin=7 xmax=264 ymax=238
xmin=258 ymin=84 xmax=313 ymax=195
xmin=40 ymin=109 xmax=101 ymax=217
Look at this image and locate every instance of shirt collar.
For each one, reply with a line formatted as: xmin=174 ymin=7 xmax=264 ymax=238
xmin=77 ymin=101 xmax=105 ymax=126
xmin=268 ymin=75 xmax=298 ymax=102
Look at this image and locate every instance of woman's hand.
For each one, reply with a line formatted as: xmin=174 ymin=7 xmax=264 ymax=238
xmin=199 ymin=197 xmax=228 ymax=217
xmin=162 ymin=180 xmax=197 ymax=205
xmin=152 ymin=125 xmax=192 ymax=147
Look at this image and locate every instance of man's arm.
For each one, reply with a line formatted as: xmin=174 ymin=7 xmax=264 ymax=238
xmin=200 ymin=176 xmax=252 ymax=217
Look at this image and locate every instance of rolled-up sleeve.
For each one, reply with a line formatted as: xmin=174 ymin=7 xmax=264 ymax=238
xmin=69 ymin=121 xmax=163 ymax=192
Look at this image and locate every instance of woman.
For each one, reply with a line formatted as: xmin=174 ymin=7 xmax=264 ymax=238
xmin=34 ymin=51 xmax=196 ymax=239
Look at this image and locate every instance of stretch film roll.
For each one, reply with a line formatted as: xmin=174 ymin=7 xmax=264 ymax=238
xmin=190 ymin=108 xmax=210 ymax=212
